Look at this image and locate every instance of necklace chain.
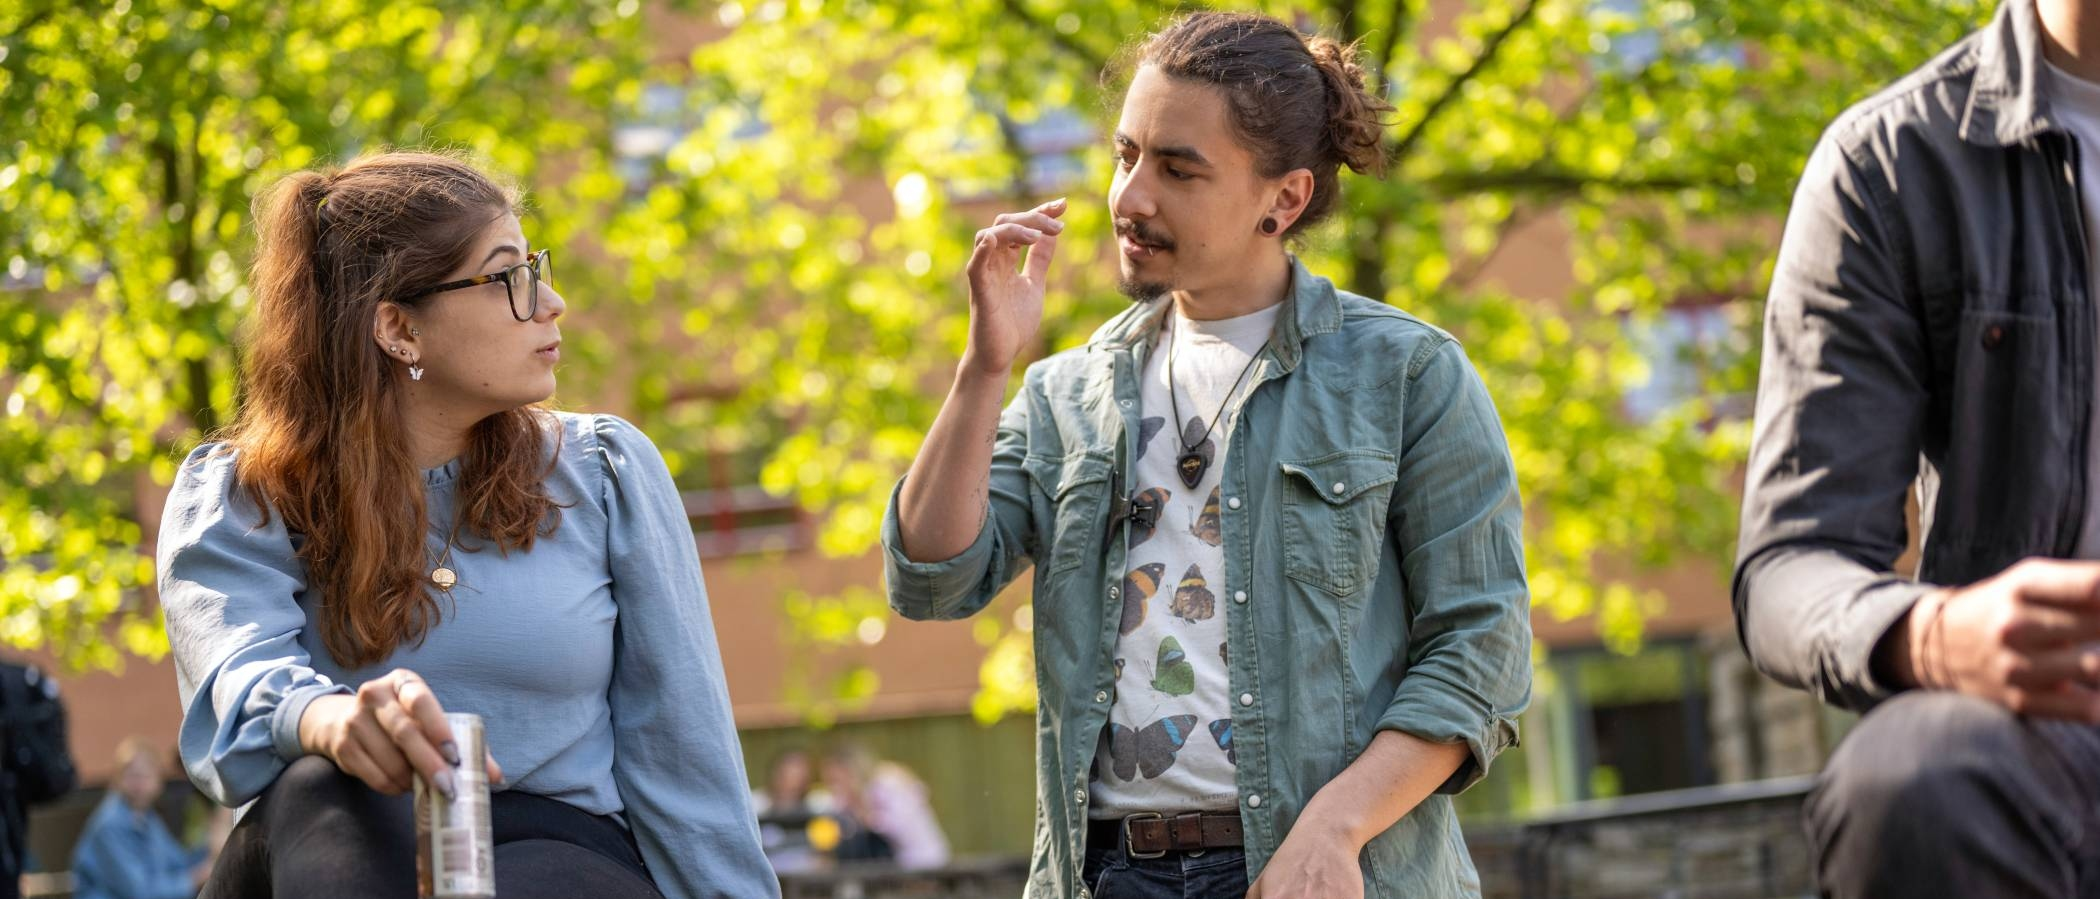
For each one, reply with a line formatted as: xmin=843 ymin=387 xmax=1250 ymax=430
xmin=1166 ymin=319 xmax=1270 ymax=459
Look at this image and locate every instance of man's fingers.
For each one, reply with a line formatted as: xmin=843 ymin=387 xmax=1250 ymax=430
xmin=991 ymin=211 xmax=1066 ymax=234
xmin=2004 ymin=558 xmax=2100 ymax=608
xmin=2007 ymin=681 xmax=2100 ymax=723
xmin=1023 ymin=233 xmax=1058 ymax=284
xmin=2005 ymin=646 xmax=2100 ymax=688
xmin=2003 ymin=603 xmax=2100 ymax=648
xmin=980 ymin=223 xmax=1046 ymax=248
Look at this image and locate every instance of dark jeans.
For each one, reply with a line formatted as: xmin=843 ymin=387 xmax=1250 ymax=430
xmin=205 ymin=756 xmax=663 ymax=899
xmin=1807 ymin=691 xmax=2100 ymax=898
xmin=1082 ymin=822 xmax=1250 ymax=899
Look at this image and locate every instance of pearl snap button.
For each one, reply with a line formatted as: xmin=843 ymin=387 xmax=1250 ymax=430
xmin=1332 ymin=482 xmax=1346 ymax=495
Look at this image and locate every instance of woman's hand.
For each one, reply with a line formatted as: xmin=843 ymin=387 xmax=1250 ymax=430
xmin=296 ymin=668 xmax=503 ymax=797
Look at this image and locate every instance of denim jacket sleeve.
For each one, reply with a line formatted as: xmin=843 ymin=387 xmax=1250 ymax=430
xmin=1733 ymin=128 xmax=1937 ymax=712
xmin=1376 ymin=338 xmax=1532 ymax=793
xmin=881 ymin=370 xmax=1041 ymax=620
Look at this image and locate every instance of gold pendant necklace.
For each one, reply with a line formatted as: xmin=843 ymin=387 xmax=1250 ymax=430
xmin=427 ymin=517 xmax=463 ymax=592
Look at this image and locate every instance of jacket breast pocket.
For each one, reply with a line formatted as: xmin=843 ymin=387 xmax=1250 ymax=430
xmin=1280 ymin=450 xmax=1399 ymax=596
xmin=1024 ymin=451 xmax=1114 ymax=577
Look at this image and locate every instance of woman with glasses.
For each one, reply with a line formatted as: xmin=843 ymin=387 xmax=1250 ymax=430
xmin=157 ymin=151 xmax=777 ymax=899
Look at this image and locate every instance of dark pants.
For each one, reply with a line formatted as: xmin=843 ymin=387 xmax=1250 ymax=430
xmin=1082 ymin=821 xmax=1250 ymax=899
xmin=1807 ymin=691 xmax=2100 ymax=898
xmin=205 ymin=756 xmax=663 ymax=899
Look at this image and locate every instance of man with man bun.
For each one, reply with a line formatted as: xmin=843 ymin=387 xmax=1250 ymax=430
xmin=883 ymin=12 xmax=1532 ymax=898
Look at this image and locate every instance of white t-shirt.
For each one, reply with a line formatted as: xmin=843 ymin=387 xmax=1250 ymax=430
xmin=1089 ymin=301 xmax=1281 ymax=818
xmin=2044 ymin=59 xmax=2100 ymax=559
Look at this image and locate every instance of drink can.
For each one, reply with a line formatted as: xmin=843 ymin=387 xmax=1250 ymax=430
xmin=415 ymin=712 xmax=495 ymax=899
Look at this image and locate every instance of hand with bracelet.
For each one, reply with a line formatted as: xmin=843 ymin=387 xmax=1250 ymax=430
xmin=1881 ymin=558 xmax=2100 ymax=720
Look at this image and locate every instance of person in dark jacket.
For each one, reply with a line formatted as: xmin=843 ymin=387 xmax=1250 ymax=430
xmin=1738 ymin=1 xmax=2100 ymax=895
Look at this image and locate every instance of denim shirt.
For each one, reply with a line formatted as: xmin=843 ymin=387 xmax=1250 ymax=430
xmin=1735 ymin=0 xmax=2100 ymax=712
xmin=881 ymin=259 xmax=1531 ymax=898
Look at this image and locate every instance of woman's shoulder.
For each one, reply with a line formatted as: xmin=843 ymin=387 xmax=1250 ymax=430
xmin=165 ymin=442 xmax=264 ymax=527
xmin=159 ymin=441 xmax=295 ymax=564
xmin=545 ymin=410 xmax=673 ymax=494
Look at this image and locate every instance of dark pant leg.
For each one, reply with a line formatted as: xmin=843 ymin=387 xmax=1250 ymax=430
xmin=206 ymin=757 xmax=667 ymax=899
xmin=487 ymin=792 xmax=662 ymax=899
xmin=203 ymin=755 xmax=416 ymax=899
xmin=1806 ymin=691 xmax=2100 ymax=899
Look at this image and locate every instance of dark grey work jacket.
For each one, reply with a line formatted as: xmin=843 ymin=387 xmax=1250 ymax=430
xmin=1736 ymin=0 xmax=2097 ymax=712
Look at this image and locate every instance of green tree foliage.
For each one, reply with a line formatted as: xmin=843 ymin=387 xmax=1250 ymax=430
xmin=2 ymin=1 xmax=1987 ymax=714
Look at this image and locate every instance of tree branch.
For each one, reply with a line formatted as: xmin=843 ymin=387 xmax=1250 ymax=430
xmin=1375 ymin=0 xmax=1415 ymax=96
xmin=997 ymin=0 xmax=1109 ymax=72
xmin=1390 ymin=0 xmax=1543 ymax=165
xmin=1426 ymin=166 xmax=1748 ymax=197
xmin=1439 ymin=204 xmax=1536 ymax=292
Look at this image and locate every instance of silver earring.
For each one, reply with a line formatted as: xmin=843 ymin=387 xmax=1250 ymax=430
xmin=408 ymin=360 xmax=424 ymax=381
xmin=410 ymin=328 xmax=420 ymax=336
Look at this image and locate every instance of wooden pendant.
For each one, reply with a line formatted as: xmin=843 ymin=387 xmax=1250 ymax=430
xmin=1177 ymin=452 xmax=1207 ymax=490
xmin=431 ymin=567 xmax=457 ymax=590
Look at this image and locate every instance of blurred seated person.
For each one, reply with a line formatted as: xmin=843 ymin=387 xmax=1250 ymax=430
xmin=752 ymin=749 xmax=832 ymax=874
xmin=71 ymin=738 xmax=208 ymax=899
xmin=820 ymin=745 xmax=948 ymax=870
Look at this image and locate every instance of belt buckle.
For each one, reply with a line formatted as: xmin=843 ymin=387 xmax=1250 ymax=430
xmin=1122 ymin=811 xmax=1166 ymax=860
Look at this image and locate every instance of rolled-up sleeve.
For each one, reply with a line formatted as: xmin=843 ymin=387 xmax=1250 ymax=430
xmin=1733 ymin=126 xmax=1934 ymax=712
xmin=880 ymin=370 xmax=1040 ymax=621
xmin=1376 ymin=338 xmax=1532 ymax=794
xmin=158 ymin=444 xmax=351 ymax=808
xmin=596 ymin=415 xmax=779 ymax=899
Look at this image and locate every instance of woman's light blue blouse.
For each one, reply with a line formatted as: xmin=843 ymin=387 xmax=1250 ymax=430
xmin=157 ymin=412 xmax=779 ymax=899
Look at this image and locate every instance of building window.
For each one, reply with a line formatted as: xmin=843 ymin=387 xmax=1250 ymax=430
xmin=1621 ymin=301 xmax=1748 ymax=423
xmin=1591 ymin=0 xmax=1745 ymax=74
xmin=612 ymin=82 xmax=768 ymax=195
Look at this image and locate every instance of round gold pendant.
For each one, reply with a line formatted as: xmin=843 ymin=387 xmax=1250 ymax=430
xmin=431 ymin=567 xmax=457 ymax=590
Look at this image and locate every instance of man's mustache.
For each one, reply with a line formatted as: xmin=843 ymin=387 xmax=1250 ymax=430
xmin=1114 ymin=219 xmax=1175 ymax=251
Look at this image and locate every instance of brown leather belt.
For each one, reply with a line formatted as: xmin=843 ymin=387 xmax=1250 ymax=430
xmin=1088 ymin=812 xmax=1244 ymax=858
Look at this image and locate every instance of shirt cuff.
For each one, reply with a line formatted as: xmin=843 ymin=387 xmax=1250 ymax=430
xmin=1375 ymin=671 xmax=1520 ymax=795
xmin=880 ymin=477 xmax=998 ymax=615
xmin=269 ymin=682 xmax=352 ymax=762
xmin=1836 ymin=579 xmax=1936 ymax=710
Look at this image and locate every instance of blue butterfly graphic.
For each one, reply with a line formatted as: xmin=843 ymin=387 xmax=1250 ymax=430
xmin=1103 ymin=714 xmax=1199 ymax=781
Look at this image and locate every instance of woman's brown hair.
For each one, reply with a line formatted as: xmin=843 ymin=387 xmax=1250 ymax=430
xmin=226 ymin=151 xmax=560 ymax=669
xmin=1134 ymin=12 xmax=1394 ymax=236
